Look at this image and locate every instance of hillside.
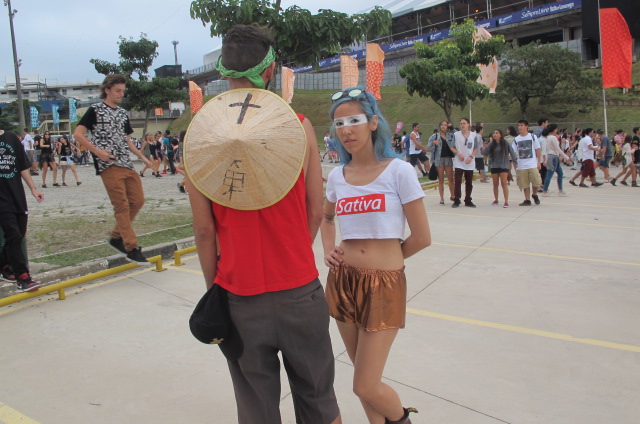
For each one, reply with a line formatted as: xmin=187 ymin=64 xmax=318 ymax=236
xmin=170 ymin=62 xmax=640 ymax=146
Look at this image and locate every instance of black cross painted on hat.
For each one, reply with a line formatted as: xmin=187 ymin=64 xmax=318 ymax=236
xmin=229 ymin=93 xmax=261 ymax=124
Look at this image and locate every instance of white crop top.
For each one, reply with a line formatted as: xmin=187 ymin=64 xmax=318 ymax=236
xmin=326 ymin=159 xmax=425 ymax=240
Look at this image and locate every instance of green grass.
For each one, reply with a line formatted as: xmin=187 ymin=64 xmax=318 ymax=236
xmin=31 ymin=225 xmax=194 ymax=267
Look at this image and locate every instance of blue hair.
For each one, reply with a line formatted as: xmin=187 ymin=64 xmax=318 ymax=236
xmin=328 ymin=86 xmax=399 ymax=164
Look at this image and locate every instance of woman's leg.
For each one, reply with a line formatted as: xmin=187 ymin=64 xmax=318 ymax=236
xmin=70 ymin=164 xmax=80 ymax=183
xmin=500 ymin=172 xmax=509 ymax=204
xmin=61 ymin=165 xmax=67 ymax=184
xmin=50 ymin=162 xmax=58 ymax=184
xmin=41 ymin=166 xmax=48 ymax=186
xmin=556 ymin=164 xmax=564 ymax=192
xmin=337 ymin=321 xmax=404 ymax=423
xmin=444 ymin=166 xmax=455 ymax=200
xmin=614 ymin=165 xmax=628 ymax=180
xmin=543 ymin=167 xmax=554 ymax=192
xmin=437 ymin=166 xmax=445 ymax=201
xmin=491 ymin=172 xmax=499 ymax=202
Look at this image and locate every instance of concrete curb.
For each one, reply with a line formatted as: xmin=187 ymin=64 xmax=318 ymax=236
xmin=0 ymin=237 xmax=196 ymax=299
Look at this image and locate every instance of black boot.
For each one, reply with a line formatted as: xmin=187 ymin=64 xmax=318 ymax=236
xmin=385 ymin=407 xmax=418 ymax=424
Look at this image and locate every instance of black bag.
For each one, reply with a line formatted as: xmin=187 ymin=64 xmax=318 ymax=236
xmin=189 ymin=284 xmax=243 ymax=361
xmin=428 ymin=163 xmax=438 ymax=180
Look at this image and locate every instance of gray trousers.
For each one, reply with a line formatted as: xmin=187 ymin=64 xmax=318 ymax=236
xmin=226 ymin=279 xmax=340 ymax=424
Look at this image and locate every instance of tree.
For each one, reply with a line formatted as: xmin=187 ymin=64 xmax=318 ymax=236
xmin=399 ymin=19 xmax=506 ymax=123
xmin=189 ymin=1 xmax=392 ymax=68
xmin=90 ymin=34 xmax=186 ymax=134
xmin=494 ymin=42 xmax=600 ymax=119
xmin=0 ymin=99 xmax=41 ymax=133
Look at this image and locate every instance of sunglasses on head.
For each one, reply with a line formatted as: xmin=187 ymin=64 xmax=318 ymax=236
xmin=331 ymin=88 xmax=365 ymax=102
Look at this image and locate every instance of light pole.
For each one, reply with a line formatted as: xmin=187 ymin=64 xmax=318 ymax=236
xmin=172 ymin=40 xmax=179 ymax=65
xmin=5 ymin=0 xmax=26 ymax=131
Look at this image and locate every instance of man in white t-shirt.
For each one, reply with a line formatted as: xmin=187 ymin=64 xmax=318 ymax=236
xmin=408 ymin=123 xmax=429 ymax=177
xmin=21 ymin=128 xmax=37 ymax=176
xmin=568 ymin=128 xmax=603 ymax=187
xmin=512 ymin=120 xmax=541 ymax=206
xmin=448 ymin=118 xmax=479 ymax=208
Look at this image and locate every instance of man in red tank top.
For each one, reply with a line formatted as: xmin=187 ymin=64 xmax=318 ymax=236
xmin=186 ymin=25 xmax=341 ymax=424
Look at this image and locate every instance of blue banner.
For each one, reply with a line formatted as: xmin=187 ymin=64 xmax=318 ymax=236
xmin=52 ymin=104 xmax=60 ymax=126
xmin=294 ymin=0 xmax=582 ymax=73
xmin=69 ymin=98 xmax=77 ymax=123
xmin=29 ymin=106 xmax=39 ymax=129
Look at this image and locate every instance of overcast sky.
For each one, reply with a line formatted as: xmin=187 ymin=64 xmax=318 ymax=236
xmin=0 ymin=0 xmax=377 ymax=86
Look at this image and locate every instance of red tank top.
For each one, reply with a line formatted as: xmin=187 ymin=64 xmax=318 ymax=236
xmin=211 ymin=113 xmax=318 ymax=295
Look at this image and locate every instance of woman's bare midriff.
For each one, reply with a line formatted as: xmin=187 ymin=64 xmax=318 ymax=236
xmin=339 ymin=238 xmax=404 ymax=270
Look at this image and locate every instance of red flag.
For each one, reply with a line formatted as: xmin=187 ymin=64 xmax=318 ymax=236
xmin=366 ymin=43 xmax=385 ymax=100
xmin=154 ymin=107 xmax=163 ymax=116
xmin=600 ymin=8 xmax=632 ymax=89
xmin=189 ymin=81 xmax=204 ymax=114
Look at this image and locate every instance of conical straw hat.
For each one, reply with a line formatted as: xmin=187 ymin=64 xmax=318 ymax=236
xmin=184 ymin=88 xmax=306 ymax=210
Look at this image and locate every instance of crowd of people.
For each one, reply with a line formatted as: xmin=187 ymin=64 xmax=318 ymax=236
xmin=17 ymin=127 xmax=186 ymax=192
xmin=384 ymin=118 xmax=639 ymax=208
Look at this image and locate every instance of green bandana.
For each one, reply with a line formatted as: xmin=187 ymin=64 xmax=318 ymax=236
xmin=215 ymin=46 xmax=276 ymax=89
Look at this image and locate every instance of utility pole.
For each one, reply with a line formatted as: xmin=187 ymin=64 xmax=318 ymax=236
xmin=172 ymin=40 xmax=179 ymax=65
xmin=5 ymin=0 xmax=26 ymax=130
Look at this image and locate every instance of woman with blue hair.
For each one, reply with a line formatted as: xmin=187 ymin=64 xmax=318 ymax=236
xmin=320 ymin=87 xmax=431 ymax=424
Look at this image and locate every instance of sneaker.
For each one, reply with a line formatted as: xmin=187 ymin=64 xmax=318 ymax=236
xmin=620 ymin=181 xmax=628 ymax=186
xmin=519 ymin=200 xmax=532 ymax=206
xmin=591 ymin=182 xmax=603 ymax=187
xmin=0 ymin=266 xmax=16 ymax=282
xmin=126 ymin=247 xmax=148 ymax=265
xmin=62 ymin=182 xmax=67 ymax=186
xmin=558 ymin=192 xmax=568 ymax=197
xmin=53 ymin=183 xmax=60 ymax=187
xmin=155 ymin=173 xmax=162 ymax=178
xmin=178 ymin=183 xmax=186 ymax=194
xmin=532 ymin=195 xmax=540 ymax=205
xmin=610 ymin=178 xmax=617 ymax=186
xmin=464 ymin=201 xmax=476 ymax=208
xmin=541 ymin=192 xmax=553 ymax=197
xmin=452 ymin=201 xmax=460 ymax=208
xmin=503 ymin=202 xmax=509 ymax=208
xmin=633 ymin=182 xmax=639 ymax=187
xmin=161 ymin=170 xmax=168 ymax=175
xmin=16 ymin=274 xmax=40 ymax=293
xmin=491 ymin=200 xmax=499 ymax=205
xmin=139 ymin=172 xmax=145 ymax=177
xmin=77 ymin=181 xmax=82 ymax=186
xmin=42 ymin=184 xmax=47 ymax=188
xmin=569 ymin=180 xmax=577 ymax=186
xmin=108 ymin=237 xmax=127 ymax=255
xmin=579 ymin=183 xmax=588 ymax=187
xmin=421 ymin=171 xmax=428 ymax=177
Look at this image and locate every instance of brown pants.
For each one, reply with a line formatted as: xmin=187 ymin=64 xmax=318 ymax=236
xmin=100 ymin=165 xmax=145 ymax=251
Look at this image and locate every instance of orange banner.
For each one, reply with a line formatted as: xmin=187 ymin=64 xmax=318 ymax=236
xmin=281 ymin=66 xmax=295 ymax=104
xmin=600 ymin=8 xmax=632 ymax=89
xmin=340 ymin=55 xmax=359 ymax=90
xmin=366 ymin=43 xmax=385 ymax=100
xmin=154 ymin=107 xmax=163 ymax=116
xmin=474 ymin=27 xmax=498 ymax=94
xmin=189 ymin=81 xmax=204 ymax=114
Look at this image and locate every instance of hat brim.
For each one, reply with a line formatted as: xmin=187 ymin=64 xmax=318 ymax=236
xmin=184 ymin=89 xmax=306 ymax=210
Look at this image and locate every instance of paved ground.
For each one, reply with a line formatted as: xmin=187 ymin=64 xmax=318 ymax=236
xmin=1 ymin=167 xmax=639 ymax=424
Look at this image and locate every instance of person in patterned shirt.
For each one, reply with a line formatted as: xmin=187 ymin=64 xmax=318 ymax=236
xmin=73 ymin=74 xmax=152 ymax=264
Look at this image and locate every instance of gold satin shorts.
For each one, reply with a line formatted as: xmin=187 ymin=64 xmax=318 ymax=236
xmin=326 ymin=262 xmax=406 ymax=332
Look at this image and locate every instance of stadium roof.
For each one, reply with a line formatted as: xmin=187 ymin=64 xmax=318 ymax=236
xmin=367 ymin=0 xmax=448 ymax=17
